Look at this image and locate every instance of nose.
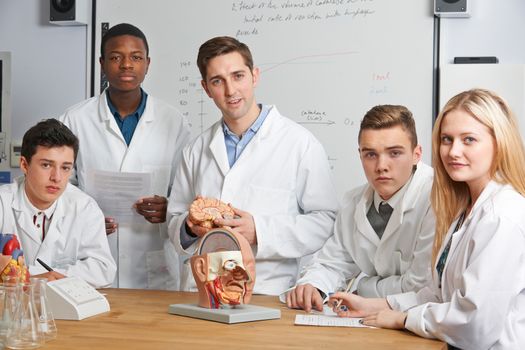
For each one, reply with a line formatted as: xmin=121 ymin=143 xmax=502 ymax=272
xmin=119 ymin=56 xmax=133 ymax=69
xmin=375 ymin=154 xmax=389 ymax=173
xmin=448 ymin=140 xmax=462 ymax=158
xmin=224 ymin=79 xmax=235 ymax=97
xmin=50 ymin=167 xmax=62 ymax=183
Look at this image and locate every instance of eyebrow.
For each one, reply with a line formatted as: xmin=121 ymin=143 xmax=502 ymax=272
xmin=208 ymin=69 xmax=247 ymax=82
xmin=107 ymin=50 xmax=145 ymax=55
xmin=39 ymin=159 xmax=73 ymax=165
xmin=440 ymin=131 xmax=480 ymax=136
xmin=360 ymin=145 xmax=405 ymax=152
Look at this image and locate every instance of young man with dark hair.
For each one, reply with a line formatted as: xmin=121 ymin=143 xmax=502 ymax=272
xmin=60 ymin=23 xmax=191 ymax=289
xmin=286 ymin=105 xmax=435 ymax=312
xmin=0 ymin=119 xmax=116 ymax=288
xmin=168 ymin=36 xmax=338 ymax=295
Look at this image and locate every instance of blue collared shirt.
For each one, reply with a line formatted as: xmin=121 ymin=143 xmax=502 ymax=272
xmin=106 ymin=89 xmax=148 ymax=146
xmin=222 ymin=104 xmax=271 ymax=168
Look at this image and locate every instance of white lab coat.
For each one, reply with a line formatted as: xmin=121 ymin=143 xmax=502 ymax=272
xmin=168 ymin=106 xmax=338 ymax=295
xmin=296 ymin=163 xmax=435 ymax=297
xmin=388 ymin=181 xmax=525 ymax=350
xmin=60 ymin=91 xmax=191 ymax=289
xmin=0 ymin=178 xmax=116 ymax=288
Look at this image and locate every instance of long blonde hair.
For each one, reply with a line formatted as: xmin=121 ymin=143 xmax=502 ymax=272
xmin=431 ymin=89 xmax=525 ymax=265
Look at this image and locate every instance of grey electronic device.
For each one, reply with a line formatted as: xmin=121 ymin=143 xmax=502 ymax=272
xmin=434 ymin=0 xmax=470 ymax=18
xmin=50 ymin=0 xmax=89 ymax=25
xmin=454 ymin=57 xmax=499 ymax=64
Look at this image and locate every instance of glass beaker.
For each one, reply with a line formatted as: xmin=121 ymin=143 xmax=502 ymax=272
xmin=5 ymin=282 xmax=44 ymax=349
xmin=29 ymin=278 xmax=57 ymax=341
xmin=0 ymin=284 xmax=18 ymax=348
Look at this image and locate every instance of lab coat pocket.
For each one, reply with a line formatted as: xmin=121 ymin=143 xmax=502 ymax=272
xmin=145 ymin=249 xmax=170 ymax=289
xmin=143 ymin=165 xmax=171 ymax=196
xmin=245 ymin=185 xmax=292 ymax=214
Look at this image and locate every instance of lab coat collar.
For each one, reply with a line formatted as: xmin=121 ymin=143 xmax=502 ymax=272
xmin=209 ymin=105 xmax=277 ymax=176
xmin=355 ymin=186 xmax=381 ymax=245
xmin=98 ymin=89 xmax=156 ymax=146
xmin=255 ymin=105 xmax=277 ymax=140
xmin=209 ymin=122 xmax=230 ymax=177
xmin=438 ymin=180 xmax=504 ymax=267
xmin=11 ymin=177 xmax=66 ymax=249
xmin=355 ymin=162 xmax=432 ymax=245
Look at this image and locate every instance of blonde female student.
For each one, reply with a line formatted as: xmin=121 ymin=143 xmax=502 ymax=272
xmin=329 ymin=89 xmax=525 ymax=349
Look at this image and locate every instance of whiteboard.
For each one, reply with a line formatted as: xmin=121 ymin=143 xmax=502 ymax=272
xmin=94 ymin=0 xmax=435 ymax=196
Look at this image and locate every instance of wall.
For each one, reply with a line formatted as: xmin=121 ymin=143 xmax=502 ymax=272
xmin=1 ymin=0 xmax=524 ymax=177
xmin=0 ymin=0 xmax=88 ymax=146
xmin=439 ymin=0 xmax=525 ymax=64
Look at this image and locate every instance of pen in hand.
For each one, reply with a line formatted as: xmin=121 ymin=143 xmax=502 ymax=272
xmin=335 ymin=277 xmax=356 ymax=310
xmin=36 ymin=258 xmax=54 ymax=272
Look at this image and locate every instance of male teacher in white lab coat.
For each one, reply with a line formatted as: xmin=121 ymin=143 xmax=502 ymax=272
xmin=287 ymin=105 xmax=435 ymax=312
xmin=0 ymin=119 xmax=116 ymax=288
xmin=167 ymin=36 xmax=339 ymax=295
xmin=61 ymin=23 xmax=191 ymax=289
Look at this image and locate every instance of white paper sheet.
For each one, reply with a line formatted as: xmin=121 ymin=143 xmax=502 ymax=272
xmin=294 ymin=314 xmax=369 ymax=328
xmin=85 ymin=170 xmax=152 ymax=224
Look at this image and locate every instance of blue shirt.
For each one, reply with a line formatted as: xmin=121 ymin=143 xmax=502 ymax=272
xmin=222 ymin=104 xmax=271 ymax=168
xmin=106 ymin=89 xmax=148 ymax=146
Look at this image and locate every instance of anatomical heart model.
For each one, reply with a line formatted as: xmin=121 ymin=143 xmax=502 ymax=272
xmin=0 ymin=233 xmax=30 ymax=283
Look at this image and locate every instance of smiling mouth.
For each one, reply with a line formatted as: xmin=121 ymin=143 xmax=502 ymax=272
xmin=227 ymin=98 xmax=241 ymax=105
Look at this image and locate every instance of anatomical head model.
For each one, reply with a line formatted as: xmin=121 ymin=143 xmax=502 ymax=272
xmin=191 ymin=228 xmax=255 ymax=309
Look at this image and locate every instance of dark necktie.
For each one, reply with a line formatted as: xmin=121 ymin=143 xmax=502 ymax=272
xmin=436 ymin=211 xmax=466 ymax=287
xmin=33 ymin=213 xmax=49 ymax=240
xmin=366 ymin=202 xmax=393 ymax=238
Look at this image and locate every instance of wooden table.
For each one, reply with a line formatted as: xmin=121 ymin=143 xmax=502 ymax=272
xmin=43 ymin=289 xmax=446 ymax=349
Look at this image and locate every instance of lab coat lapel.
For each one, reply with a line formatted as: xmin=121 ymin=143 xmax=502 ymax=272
xmin=230 ymin=106 xmax=274 ymax=169
xmin=381 ymin=170 xmax=421 ymax=242
xmin=355 ymin=186 xmax=380 ymax=246
xmin=98 ymin=91 xmax=127 ymax=144
xmin=11 ymin=184 xmax=41 ymax=245
xmin=380 ymin=203 xmax=403 ymax=242
xmin=12 ymin=209 xmax=40 ymax=245
xmin=209 ymin=123 xmax=230 ymax=177
xmin=38 ymin=198 xmax=65 ymax=256
xmin=127 ymin=98 xmax=155 ymax=152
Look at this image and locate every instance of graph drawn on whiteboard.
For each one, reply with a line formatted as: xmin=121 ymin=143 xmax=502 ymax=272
xmin=95 ymin=0 xmax=435 ymax=196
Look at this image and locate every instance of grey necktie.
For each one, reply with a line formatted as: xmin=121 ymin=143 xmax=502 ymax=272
xmin=366 ymin=202 xmax=393 ymax=238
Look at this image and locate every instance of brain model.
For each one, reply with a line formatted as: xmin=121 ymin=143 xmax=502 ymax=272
xmin=0 ymin=234 xmax=30 ymax=283
xmin=189 ymin=197 xmax=235 ymax=229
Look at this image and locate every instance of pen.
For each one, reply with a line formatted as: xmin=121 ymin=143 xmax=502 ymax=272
xmin=36 ymin=258 xmax=54 ymax=272
xmin=335 ymin=277 xmax=356 ymax=310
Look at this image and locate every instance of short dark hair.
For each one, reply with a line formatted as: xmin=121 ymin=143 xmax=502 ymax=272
xmin=197 ymin=36 xmax=254 ymax=80
xmin=358 ymin=105 xmax=418 ymax=148
xmin=21 ymin=119 xmax=79 ymax=163
xmin=100 ymin=23 xmax=149 ymax=58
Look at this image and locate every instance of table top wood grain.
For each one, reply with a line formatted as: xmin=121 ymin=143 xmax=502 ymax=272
xmin=43 ymin=288 xmax=446 ymax=350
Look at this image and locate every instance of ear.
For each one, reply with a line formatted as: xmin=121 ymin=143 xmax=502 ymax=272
xmin=99 ymin=57 xmax=105 ymax=74
xmin=20 ymin=156 xmax=29 ymax=175
xmin=412 ymin=144 xmax=422 ymax=164
xmin=251 ymin=67 xmax=260 ymax=88
xmin=201 ymin=80 xmax=212 ymax=98
xmin=145 ymin=57 xmax=151 ymax=75
xmin=192 ymin=256 xmax=208 ymax=283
